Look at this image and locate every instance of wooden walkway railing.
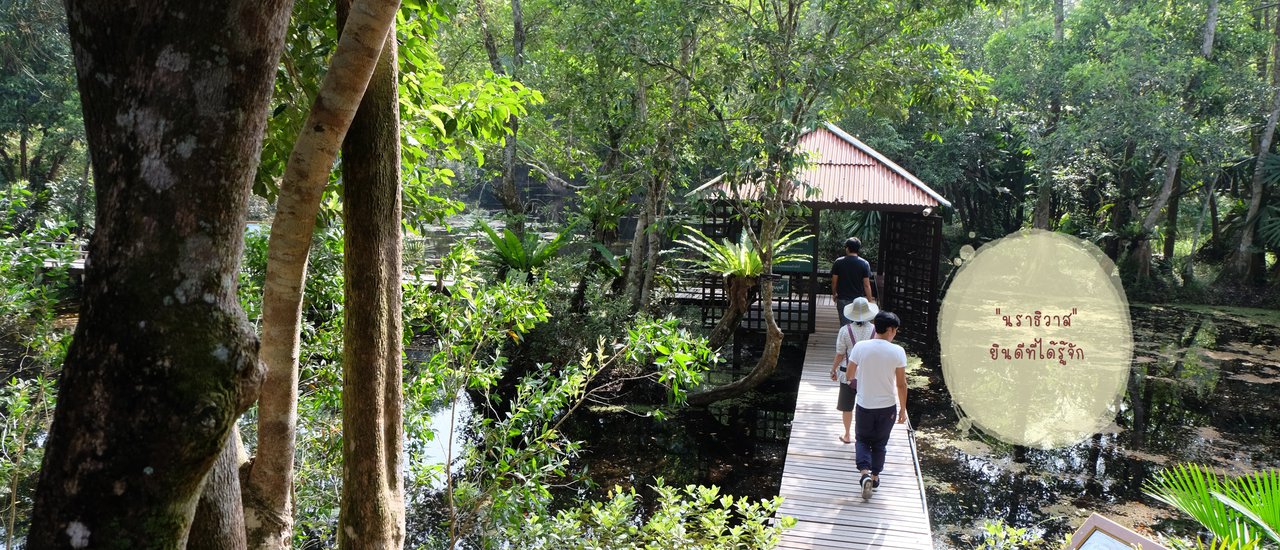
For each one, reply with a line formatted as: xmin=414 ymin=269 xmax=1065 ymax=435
xmin=776 ymin=297 xmax=933 ymax=549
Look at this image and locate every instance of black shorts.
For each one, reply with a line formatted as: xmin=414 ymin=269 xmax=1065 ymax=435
xmin=836 ymin=382 xmax=857 ymax=411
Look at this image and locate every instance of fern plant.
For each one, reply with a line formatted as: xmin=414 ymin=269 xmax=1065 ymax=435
xmin=476 ymin=220 xmax=572 ymax=280
xmin=676 ymin=226 xmax=811 ymax=349
xmin=676 ymin=227 xmax=811 ymax=278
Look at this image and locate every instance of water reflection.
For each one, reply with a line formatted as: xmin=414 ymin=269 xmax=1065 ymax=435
xmin=918 ymin=305 xmax=1280 ymax=547
xmin=556 ymin=336 xmax=803 ymax=508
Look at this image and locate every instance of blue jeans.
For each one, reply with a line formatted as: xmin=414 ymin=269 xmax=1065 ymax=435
xmin=855 ymin=404 xmax=898 ymax=475
xmin=836 ymin=298 xmax=854 ymax=326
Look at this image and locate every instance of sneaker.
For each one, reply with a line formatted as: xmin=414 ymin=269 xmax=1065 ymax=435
xmin=872 ymin=477 xmax=880 ymax=489
xmin=860 ymin=473 xmax=873 ymax=501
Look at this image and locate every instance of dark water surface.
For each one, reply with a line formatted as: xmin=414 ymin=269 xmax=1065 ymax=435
xmin=556 ymin=337 xmax=805 ymax=507
xmin=916 ymin=304 xmax=1280 ymax=548
xmin=564 ymin=305 xmax=1280 ymax=548
xmin=408 ymin=305 xmax=1278 ymax=547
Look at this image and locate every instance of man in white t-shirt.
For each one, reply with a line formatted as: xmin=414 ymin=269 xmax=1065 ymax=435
xmin=845 ymin=311 xmax=908 ymax=501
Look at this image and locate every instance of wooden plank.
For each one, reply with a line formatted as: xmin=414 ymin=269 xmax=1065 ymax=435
xmin=776 ymin=296 xmax=933 ymax=549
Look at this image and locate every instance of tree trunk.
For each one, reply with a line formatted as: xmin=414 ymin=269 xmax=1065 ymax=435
xmin=336 ymin=3 xmax=405 ymax=546
xmin=190 ymin=428 xmax=249 ymax=550
xmin=1032 ymin=0 xmax=1065 ymax=230
xmin=706 ymin=276 xmax=755 ymax=351
xmin=28 ymin=1 xmax=290 ymax=546
xmin=1228 ymin=7 xmax=1280 ymax=283
xmin=1203 ymin=0 xmax=1219 ymax=59
xmin=1184 ymin=179 xmax=1214 ymax=282
xmin=1105 ymin=143 xmax=1136 ymax=261
xmin=472 ymin=0 xmax=527 ymax=225
xmin=1129 ymin=150 xmax=1181 ymax=280
xmin=1164 ymin=166 xmax=1180 ymax=264
xmin=638 ymin=189 xmax=663 ymax=310
xmin=688 ymin=234 xmax=783 ymax=406
xmin=625 ymin=207 xmax=649 ymax=310
xmin=247 ymin=1 xmax=401 ymax=548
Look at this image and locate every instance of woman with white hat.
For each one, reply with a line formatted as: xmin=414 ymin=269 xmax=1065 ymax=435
xmin=829 ymin=297 xmax=878 ymax=444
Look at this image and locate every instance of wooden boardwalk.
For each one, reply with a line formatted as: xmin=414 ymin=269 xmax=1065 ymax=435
xmin=776 ymin=297 xmax=933 ymax=549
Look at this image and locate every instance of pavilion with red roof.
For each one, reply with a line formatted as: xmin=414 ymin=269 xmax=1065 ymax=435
xmin=690 ymin=122 xmax=949 ymax=349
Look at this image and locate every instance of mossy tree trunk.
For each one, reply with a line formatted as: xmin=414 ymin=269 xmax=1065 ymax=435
xmin=336 ymin=2 xmax=405 ymax=546
xmin=28 ymin=0 xmax=291 ymax=546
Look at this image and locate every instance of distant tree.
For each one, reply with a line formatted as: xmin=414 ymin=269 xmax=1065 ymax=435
xmin=28 ymin=0 xmax=292 ymax=546
xmin=0 ymin=0 xmax=85 ymax=234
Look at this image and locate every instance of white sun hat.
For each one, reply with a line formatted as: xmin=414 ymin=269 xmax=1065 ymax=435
xmin=843 ymin=297 xmax=879 ymax=323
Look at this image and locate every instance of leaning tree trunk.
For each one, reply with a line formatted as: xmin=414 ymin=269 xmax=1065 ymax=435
xmin=688 ymin=271 xmax=783 ymax=406
xmin=28 ymin=0 xmax=291 ymax=546
xmin=246 ymin=1 xmax=401 ymax=548
xmin=688 ymin=215 xmax=786 ymax=407
xmin=706 ymin=276 xmax=756 ymax=351
xmin=336 ymin=2 xmax=405 ymax=546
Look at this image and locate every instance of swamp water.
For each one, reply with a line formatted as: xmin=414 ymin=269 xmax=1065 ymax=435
xmin=405 ymin=304 xmax=1279 ymax=548
xmin=917 ymin=304 xmax=1280 ymax=547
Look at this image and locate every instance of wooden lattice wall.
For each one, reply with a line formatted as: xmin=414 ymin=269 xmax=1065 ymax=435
xmin=877 ymin=212 xmax=943 ymax=351
xmin=692 ymin=203 xmax=820 ymax=335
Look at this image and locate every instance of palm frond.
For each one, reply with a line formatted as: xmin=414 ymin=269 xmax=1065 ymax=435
xmin=1257 ymin=206 xmax=1280 ymax=250
xmin=1145 ymin=464 xmax=1258 ymax=546
xmin=1215 ymin=470 xmax=1280 ymax=546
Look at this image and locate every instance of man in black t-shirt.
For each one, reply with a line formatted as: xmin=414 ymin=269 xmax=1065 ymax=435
xmin=831 ymin=237 xmax=874 ymax=326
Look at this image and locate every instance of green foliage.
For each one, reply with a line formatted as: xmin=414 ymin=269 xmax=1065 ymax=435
xmin=476 ymin=220 xmax=573 ymax=279
xmin=1257 ymin=206 xmax=1280 ymax=252
xmin=975 ymin=519 xmax=1062 ymax=550
xmin=0 ymin=0 xmax=88 ymax=235
xmin=0 ymin=373 xmax=59 ymax=548
xmin=513 ymin=481 xmax=794 ymax=549
xmin=0 ymin=226 xmax=75 ymax=547
xmin=622 ymin=316 xmax=716 ymax=406
xmin=1145 ymin=464 xmax=1280 ymax=548
xmin=254 ymin=0 xmax=544 ymax=231
xmin=676 ymin=227 xmax=812 ymax=279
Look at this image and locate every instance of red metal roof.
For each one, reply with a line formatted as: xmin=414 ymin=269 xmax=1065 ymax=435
xmin=695 ymin=123 xmax=950 ymax=213
xmin=797 ymin=123 xmax=949 ymax=211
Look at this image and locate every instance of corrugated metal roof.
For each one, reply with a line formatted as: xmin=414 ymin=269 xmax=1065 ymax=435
xmin=693 ymin=123 xmax=951 ymax=213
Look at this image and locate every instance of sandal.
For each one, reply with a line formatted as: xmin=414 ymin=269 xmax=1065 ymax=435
xmin=838 ymin=435 xmax=852 ymax=444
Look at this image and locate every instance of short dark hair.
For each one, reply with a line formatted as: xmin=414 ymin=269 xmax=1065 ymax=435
xmin=873 ymin=311 xmax=900 ymax=334
xmin=844 ymin=237 xmax=862 ymax=253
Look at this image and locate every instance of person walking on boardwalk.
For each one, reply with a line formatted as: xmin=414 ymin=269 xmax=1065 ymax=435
xmin=845 ymin=311 xmax=908 ymax=501
xmin=830 ymin=237 xmax=874 ymax=326
xmin=829 ymin=297 xmax=878 ymax=444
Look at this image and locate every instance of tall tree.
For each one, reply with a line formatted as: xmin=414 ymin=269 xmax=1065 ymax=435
xmin=336 ymin=0 xmax=405 ymax=546
xmin=246 ymin=0 xmax=402 ymax=547
xmin=1031 ymin=0 xmax=1066 ymax=230
xmin=689 ymin=0 xmax=985 ymax=404
xmin=0 ymin=0 xmax=84 ymax=234
xmin=28 ymin=0 xmax=292 ymax=546
xmin=1227 ymin=1 xmax=1280 ymax=283
xmin=471 ymin=0 xmax=529 ymax=223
